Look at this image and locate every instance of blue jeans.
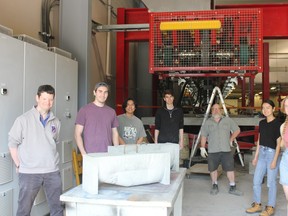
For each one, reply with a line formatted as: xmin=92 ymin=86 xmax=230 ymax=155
xmin=280 ymin=150 xmax=288 ymax=185
xmin=253 ymin=146 xmax=280 ymax=207
xmin=17 ymin=171 xmax=63 ymax=216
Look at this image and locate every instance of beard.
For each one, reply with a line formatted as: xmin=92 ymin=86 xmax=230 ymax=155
xmin=212 ymin=113 xmax=222 ymax=119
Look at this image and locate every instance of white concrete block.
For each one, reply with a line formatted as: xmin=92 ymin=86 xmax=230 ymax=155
xmin=108 ymin=143 xmax=179 ymax=171
xmin=83 ymin=152 xmax=171 ymax=194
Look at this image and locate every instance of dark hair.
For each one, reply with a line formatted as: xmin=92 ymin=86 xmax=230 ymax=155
xmin=122 ymin=98 xmax=137 ymax=113
xmin=37 ymin=85 xmax=55 ymax=97
xmin=162 ymin=89 xmax=174 ymax=98
xmin=262 ymin=99 xmax=275 ymax=108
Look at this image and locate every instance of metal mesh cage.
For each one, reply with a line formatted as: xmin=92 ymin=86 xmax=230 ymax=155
xmin=149 ymin=9 xmax=263 ymax=73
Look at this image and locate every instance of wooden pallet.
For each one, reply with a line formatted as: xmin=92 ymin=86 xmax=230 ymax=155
xmin=186 ymin=164 xmax=223 ymax=176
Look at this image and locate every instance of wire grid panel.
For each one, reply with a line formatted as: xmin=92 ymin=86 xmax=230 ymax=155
xmin=149 ymin=9 xmax=263 ymax=73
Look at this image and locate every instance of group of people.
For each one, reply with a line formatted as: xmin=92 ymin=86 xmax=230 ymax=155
xmin=7 ymin=82 xmax=184 ymax=216
xmin=74 ymin=83 xmax=184 ymax=155
xmin=7 ymin=81 xmax=288 ymax=216
xmin=199 ymin=99 xmax=288 ymax=216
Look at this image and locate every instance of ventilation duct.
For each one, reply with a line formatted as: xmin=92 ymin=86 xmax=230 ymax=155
xmin=141 ymin=0 xmax=212 ymax=12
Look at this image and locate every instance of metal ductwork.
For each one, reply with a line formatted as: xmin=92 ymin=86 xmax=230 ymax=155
xmin=141 ymin=0 xmax=212 ymax=12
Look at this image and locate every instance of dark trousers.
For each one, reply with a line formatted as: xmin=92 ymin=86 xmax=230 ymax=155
xmin=17 ymin=171 xmax=63 ymax=216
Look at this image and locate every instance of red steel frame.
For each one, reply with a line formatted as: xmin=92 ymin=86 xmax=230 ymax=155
xmin=216 ymin=4 xmax=288 ymax=39
xmin=116 ymin=6 xmax=285 ymax=111
xmin=116 ymin=8 xmax=150 ymax=114
xmin=116 ymin=5 xmax=288 ymax=149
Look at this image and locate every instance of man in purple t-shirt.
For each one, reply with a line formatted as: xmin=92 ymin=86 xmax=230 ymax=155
xmin=74 ymin=82 xmax=119 ymax=155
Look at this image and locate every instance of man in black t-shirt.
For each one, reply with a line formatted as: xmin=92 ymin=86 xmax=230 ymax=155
xmin=154 ymin=89 xmax=184 ymax=148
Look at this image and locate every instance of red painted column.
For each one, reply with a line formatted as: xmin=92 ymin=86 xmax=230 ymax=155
xmin=262 ymin=43 xmax=270 ymax=101
xmin=116 ymin=8 xmax=129 ymax=114
xmin=116 ymin=8 xmax=150 ymax=114
xmin=249 ymin=75 xmax=255 ymax=107
xmin=241 ymin=78 xmax=246 ymax=108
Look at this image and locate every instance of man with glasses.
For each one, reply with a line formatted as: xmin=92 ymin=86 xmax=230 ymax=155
xmin=75 ymin=82 xmax=119 ymax=155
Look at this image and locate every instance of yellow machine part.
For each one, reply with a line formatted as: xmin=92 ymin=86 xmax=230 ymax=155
xmin=160 ymin=20 xmax=221 ymax=31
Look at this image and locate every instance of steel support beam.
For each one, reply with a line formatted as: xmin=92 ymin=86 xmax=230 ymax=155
xmin=60 ymin=0 xmax=91 ymax=108
xmin=241 ymin=78 xmax=246 ymax=107
xmin=249 ymin=75 xmax=255 ymax=107
xmin=160 ymin=73 xmax=252 ymax=78
xmin=116 ymin=8 xmax=150 ymax=114
xmin=92 ymin=23 xmax=149 ymax=32
xmin=116 ymin=8 xmax=129 ymax=114
xmin=262 ymin=43 xmax=270 ymax=100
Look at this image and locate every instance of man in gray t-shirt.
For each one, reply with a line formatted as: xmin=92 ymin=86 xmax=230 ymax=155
xmin=117 ymin=98 xmax=146 ymax=144
xmin=200 ymin=103 xmax=242 ymax=196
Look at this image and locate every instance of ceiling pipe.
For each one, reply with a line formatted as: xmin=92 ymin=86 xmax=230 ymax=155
xmin=105 ymin=0 xmax=112 ymax=79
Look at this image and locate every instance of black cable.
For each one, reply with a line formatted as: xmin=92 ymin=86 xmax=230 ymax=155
xmin=47 ymin=0 xmax=59 ymax=45
xmin=45 ymin=0 xmax=50 ymax=44
xmin=40 ymin=0 xmax=59 ymax=45
xmin=41 ymin=0 xmax=46 ymax=39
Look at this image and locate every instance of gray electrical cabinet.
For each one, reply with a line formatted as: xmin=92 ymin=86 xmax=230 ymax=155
xmin=0 ymin=32 xmax=78 ymax=216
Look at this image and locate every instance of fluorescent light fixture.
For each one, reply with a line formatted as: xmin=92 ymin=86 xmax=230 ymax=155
xmin=270 ymin=86 xmax=276 ymax=90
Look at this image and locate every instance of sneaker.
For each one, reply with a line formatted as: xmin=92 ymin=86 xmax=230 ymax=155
xmin=259 ymin=206 xmax=274 ymax=216
xmin=246 ymin=202 xmax=262 ymax=213
xmin=210 ymin=184 xmax=219 ymax=195
xmin=229 ymin=185 xmax=243 ymax=196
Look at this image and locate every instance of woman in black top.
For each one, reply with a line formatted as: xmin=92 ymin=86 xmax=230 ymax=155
xmin=246 ymin=99 xmax=281 ymax=216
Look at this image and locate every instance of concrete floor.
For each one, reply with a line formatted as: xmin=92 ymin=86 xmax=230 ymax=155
xmin=182 ymin=154 xmax=287 ymax=216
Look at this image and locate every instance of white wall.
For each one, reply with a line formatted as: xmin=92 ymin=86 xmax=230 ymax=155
xmin=255 ymin=39 xmax=288 ymax=84
xmin=0 ymin=1 xmax=41 ymax=38
xmin=0 ymin=0 xmax=59 ymax=47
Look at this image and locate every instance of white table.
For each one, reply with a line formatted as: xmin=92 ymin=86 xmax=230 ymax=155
xmin=60 ymin=168 xmax=186 ymax=216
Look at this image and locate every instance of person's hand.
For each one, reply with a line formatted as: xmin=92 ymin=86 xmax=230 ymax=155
xmin=15 ymin=164 xmax=20 ymax=173
xmin=200 ymin=147 xmax=208 ymax=158
xmin=230 ymin=140 xmax=235 ymax=147
xmin=179 ymin=141 xmax=184 ymax=149
xmin=252 ymin=158 xmax=257 ymax=166
xmin=270 ymin=161 xmax=276 ymax=169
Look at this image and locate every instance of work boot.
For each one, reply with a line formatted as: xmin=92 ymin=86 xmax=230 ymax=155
xmin=228 ymin=185 xmax=243 ymax=196
xmin=210 ymin=183 xmax=219 ymax=195
xmin=246 ymin=202 xmax=262 ymax=213
xmin=259 ymin=206 xmax=274 ymax=216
